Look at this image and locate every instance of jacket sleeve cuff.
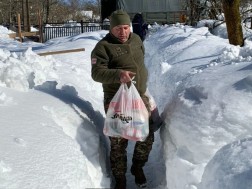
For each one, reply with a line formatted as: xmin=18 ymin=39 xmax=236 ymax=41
xmin=116 ymin=69 xmax=123 ymax=83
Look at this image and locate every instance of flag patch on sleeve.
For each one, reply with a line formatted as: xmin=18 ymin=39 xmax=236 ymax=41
xmin=91 ymin=58 xmax=97 ymax=64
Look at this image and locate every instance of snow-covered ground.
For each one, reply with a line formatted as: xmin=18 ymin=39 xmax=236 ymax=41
xmin=0 ymin=22 xmax=252 ymax=189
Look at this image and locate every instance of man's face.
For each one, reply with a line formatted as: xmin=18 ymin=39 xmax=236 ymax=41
xmin=111 ymin=25 xmax=131 ymax=43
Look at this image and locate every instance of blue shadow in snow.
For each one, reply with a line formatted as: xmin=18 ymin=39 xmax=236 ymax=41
xmin=34 ymin=81 xmax=105 ymax=133
xmin=238 ymin=63 xmax=252 ymax=71
xmin=34 ymin=81 xmax=110 ymax=178
xmin=233 ymin=75 xmax=252 ymax=93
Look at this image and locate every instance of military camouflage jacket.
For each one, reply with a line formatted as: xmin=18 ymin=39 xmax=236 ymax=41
xmin=91 ymin=32 xmax=148 ymax=100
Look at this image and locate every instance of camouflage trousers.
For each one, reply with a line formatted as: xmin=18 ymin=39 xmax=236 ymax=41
xmin=104 ymin=94 xmax=155 ymax=177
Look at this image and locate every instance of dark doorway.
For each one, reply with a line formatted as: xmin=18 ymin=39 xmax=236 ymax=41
xmin=101 ymin=0 xmax=117 ymax=21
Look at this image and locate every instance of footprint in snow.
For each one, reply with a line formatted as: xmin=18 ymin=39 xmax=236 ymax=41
xmin=14 ymin=137 xmax=26 ymax=147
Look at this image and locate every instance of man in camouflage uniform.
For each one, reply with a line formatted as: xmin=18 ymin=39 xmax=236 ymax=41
xmin=91 ymin=10 xmax=154 ymax=189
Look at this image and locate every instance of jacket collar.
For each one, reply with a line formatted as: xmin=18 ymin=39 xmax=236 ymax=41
xmin=108 ymin=32 xmax=132 ymax=44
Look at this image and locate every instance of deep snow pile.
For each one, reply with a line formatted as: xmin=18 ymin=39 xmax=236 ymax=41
xmin=0 ymin=23 xmax=252 ymax=189
xmin=144 ymin=24 xmax=252 ymax=189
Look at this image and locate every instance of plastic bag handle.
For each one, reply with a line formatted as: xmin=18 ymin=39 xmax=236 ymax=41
xmin=131 ymin=76 xmax=136 ymax=84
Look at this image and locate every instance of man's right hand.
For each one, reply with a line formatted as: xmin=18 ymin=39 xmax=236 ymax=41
xmin=120 ymin=70 xmax=136 ymax=83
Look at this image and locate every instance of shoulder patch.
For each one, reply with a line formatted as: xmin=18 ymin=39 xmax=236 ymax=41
xmin=91 ymin=58 xmax=97 ymax=64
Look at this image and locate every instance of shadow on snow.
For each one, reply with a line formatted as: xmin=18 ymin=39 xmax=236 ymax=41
xmin=33 ymin=80 xmax=111 ymax=184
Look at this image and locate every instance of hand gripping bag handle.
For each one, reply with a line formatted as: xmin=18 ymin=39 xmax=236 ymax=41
xmin=103 ymin=82 xmax=149 ymax=141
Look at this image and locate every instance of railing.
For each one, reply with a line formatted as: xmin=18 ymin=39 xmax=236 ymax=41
xmin=43 ymin=21 xmax=110 ymax=42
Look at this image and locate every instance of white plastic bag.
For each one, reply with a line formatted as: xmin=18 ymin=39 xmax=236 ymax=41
xmin=145 ymin=89 xmax=164 ymax=132
xmin=145 ymin=88 xmax=157 ymax=111
xmin=103 ymin=83 xmax=149 ymax=141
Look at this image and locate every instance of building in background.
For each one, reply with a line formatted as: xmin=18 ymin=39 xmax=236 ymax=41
xmin=101 ymin=0 xmax=187 ymax=24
